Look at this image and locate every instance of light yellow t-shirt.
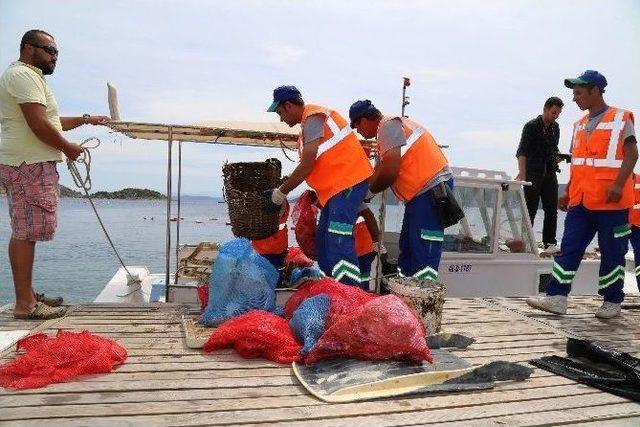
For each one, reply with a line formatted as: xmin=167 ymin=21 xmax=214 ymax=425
xmin=0 ymin=61 xmax=63 ymax=166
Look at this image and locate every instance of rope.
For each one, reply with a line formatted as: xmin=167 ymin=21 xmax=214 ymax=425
xmin=66 ymin=138 xmax=143 ymax=296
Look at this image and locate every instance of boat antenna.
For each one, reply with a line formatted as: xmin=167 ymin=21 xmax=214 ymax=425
xmin=401 ymin=76 xmax=411 ymax=117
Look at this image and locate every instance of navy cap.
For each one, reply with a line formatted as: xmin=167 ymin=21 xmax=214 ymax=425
xmin=267 ymin=85 xmax=302 ymax=112
xmin=349 ymin=99 xmax=376 ymax=128
xmin=564 ymin=70 xmax=608 ymax=90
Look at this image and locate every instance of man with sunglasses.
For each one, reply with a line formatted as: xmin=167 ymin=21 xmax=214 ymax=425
xmin=0 ymin=29 xmax=110 ymax=320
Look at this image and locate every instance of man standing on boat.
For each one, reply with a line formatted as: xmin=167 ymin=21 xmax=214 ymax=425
xmin=0 ymin=29 xmax=110 ymax=319
xmin=266 ymin=86 xmax=373 ymax=286
xmin=527 ymin=70 xmax=637 ymax=319
xmin=348 ymin=100 xmax=453 ymax=282
xmin=515 ymin=97 xmax=564 ymax=253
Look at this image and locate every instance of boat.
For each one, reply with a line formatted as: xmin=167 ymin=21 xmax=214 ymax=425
xmin=94 ymin=83 xmax=637 ymax=306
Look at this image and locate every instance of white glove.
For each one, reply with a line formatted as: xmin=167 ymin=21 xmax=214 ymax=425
xmin=271 ymin=187 xmax=287 ymax=205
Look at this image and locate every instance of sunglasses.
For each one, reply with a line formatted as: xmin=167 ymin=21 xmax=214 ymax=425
xmin=28 ymin=43 xmax=59 ymax=57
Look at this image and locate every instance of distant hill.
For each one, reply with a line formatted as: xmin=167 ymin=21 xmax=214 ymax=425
xmin=1 ymin=185 xmax=165 ymax=200
xmin=91 ymin=188 xmax=166 ymax=200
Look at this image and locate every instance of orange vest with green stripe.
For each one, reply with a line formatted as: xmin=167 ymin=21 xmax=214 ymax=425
xmin=298 ymin=104 xmax=373 ymax=206
xmin=569 ymin=107 xmax=634 ymax=210
xmin=377 ymin=116 xmax=449 ymax=202
xmin=354 ymin=217 xmax=374 ymax=257
xmin=630 ymin=174 xmax=640 ymax=227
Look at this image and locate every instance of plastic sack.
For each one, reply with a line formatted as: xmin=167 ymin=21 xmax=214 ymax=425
xmin=305 ymin=294 xmax=432 ymax=364
xmin=289 ymin=266 xmax=323 ymax=288
xmin=203 ymin=310 xmax=302 ymax=364
xmin=285 ymin=246 xmax=314 ymax=268
xmin=289 ymin=294 xmax=330 ymax=356
xmin=200 ymin=238 xmax=280 ymax=326
xmin=284 ymin=277 xmax=376 ymax=325
xmin=0 ymin=330 xmax=127 ymax=390
xmin=291 ymin=190 xmax=319 ymax=260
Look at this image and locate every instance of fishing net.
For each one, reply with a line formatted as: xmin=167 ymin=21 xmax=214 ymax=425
xmin=291 ymin=190 xmax=319 ymax=260
xmin=284 ymin=277 xmax=376 ymax=325
xmin=289 ymin=294 xmax=330 ymax=356
xmin=0 ymin=330 xmax=127 ymax=390
xmin=200 ymin=238 xmax=281 ymax=326
xmin=203 ymin=310 xmax=302 ymax=364
xmin=285 ymin=247 xmax=314 ymax=268
xmin=305 ymin=294 xmax=432 ymax=364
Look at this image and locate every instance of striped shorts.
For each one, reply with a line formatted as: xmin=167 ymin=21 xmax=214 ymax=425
xmin=0 ymin=161 xmax=59 ymax=241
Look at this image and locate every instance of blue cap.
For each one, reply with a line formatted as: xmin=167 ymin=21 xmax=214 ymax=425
xmin=564 ymin=70 xmax=607 ymax=90
xmin=349 ymin=99 xmax=377 ymax=128
xmin=267 ymin=85 xmax=302 ymax=112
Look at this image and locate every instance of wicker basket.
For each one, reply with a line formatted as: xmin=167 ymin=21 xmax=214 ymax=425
xmin=223 ymin=161 xmax=280 ymax=239
xmin=387 ymin=277 xmax=446 ymax=334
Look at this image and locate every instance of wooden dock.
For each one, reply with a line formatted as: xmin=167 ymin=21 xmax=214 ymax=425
xmin=2 ymin=295 xmax=640 ymax=426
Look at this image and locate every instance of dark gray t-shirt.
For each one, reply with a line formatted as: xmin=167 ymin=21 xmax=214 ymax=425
xmin=377 ymin=118 xmax=452 ymax=194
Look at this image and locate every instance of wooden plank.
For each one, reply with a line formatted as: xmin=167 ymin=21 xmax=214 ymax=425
xmin=0 ymin=372 xmax=563 ymax=408
xmin=2 ymin=388 xmax=626 ymax=425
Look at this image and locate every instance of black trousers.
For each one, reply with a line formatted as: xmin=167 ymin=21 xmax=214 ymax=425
xmin=524 ymin=173 xmax=558 ymax=246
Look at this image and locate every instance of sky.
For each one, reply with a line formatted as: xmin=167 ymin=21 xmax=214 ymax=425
xmin=1 ymin=0 xmax=639 ymax=196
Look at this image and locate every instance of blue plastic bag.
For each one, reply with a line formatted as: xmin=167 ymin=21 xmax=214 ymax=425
xmin=200 ymin=238 xmax=281 ymax=326
xmin=289 ymin=293 xmax=330 ymax=355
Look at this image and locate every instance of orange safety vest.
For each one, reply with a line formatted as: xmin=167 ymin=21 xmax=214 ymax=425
xmin=298 ymin=104 xmax=373 ymax=206
xmin=377 ymin=116 xmax=449 ymax=202
xmin=630 ymin=174 xmax=640 ymax=227
xmin=252 ymin=203 xmax=289 ymax=255
xmin=569 ymin=107 xmax=635 ymax=210
xmin=354 ymin=217 xmax=374 ymax=257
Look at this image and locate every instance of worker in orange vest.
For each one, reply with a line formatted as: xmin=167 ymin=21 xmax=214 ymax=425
xmin=354 ymin=203 xmax=383 ymax=291
xmin=251 ymin=201 xmax=289 ymax=287
xmin=349 ymin=100 xmax=453 ymax=282
xmin=265 ymin=86 xmax=373 ymax=286
xmin=527 ymin=70 xmax=638 ymax=319
xmin=629 ymin=174 xmax=640 ymax=291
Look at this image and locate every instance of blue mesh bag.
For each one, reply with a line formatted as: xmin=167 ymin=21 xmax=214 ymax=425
xmin=289 ymin=293 xmax=330 ymax=355
xmin=289 ymin=266 xmax=322 ymax=287
xmin=200 ymin=238 xmax=280 ymax=326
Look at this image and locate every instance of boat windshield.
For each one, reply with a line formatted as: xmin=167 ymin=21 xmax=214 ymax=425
xmin=443 ymin=186 xmax=495 ymax=253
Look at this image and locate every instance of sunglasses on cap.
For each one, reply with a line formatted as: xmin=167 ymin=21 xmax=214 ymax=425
xmin=28 ymin=43 xmax=59 ymax=57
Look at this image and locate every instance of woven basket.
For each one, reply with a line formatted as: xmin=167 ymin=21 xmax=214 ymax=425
xmin=223 ymin=161 xmax=280 ymax=239
xmin=387 ymin=277 xmax=446 ymax=334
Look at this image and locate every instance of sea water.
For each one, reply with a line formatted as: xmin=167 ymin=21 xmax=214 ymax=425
xmin=0 ymin=197 xmax=572 ymax=304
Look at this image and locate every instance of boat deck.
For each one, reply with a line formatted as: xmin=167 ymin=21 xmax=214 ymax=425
xmin=2 ymin=295 xmax=640 ymax=426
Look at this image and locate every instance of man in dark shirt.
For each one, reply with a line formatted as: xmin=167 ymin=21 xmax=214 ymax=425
xmin=515 ymin=97 xmax=564 ymax=251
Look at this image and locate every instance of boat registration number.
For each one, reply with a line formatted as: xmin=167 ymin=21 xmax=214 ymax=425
xmin=447 ymin=264 xmax=473 ymax=273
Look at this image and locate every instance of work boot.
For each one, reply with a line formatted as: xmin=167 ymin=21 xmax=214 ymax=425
xmin=595 ymin=301 xmax=621 ymax=319
xmin=526 ymin=295 xmax=568 ymax=315
xmin=35 ymin=292 xmax=64 ymax=307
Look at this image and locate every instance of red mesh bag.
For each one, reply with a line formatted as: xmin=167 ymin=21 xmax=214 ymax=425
xmin=203 ymin=310 xmax=302 ymax=364
xmin=284 ymin=277 xmax=376 ymax=325
xmin=0 ymin=330 xmax=127 ymax=389
xmin=285 ymin=247 xmax=314 ymax=268
xmin=305 ymin=295 xmax=432 ymax=364
xmin=291 ymin=190 xmax=319 ymax=260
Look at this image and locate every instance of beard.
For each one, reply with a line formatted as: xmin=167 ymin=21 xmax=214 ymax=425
xmin=35 ymin=57 xmax=56 ymax=75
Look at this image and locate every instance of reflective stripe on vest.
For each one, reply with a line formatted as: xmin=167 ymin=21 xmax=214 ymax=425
xmin=570 ymin=109 xmax=626 ymax=169
xmin=400 ymin=120 xmax=425 ymax=157
xmin=314 ymin=115 xmax=355 ymax=157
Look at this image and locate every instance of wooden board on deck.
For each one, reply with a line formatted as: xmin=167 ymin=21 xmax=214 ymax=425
xmin=181 ymin=315 xmax=215 ymax=348
xmin=1 ymin=298 xmax=640 ymax=426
